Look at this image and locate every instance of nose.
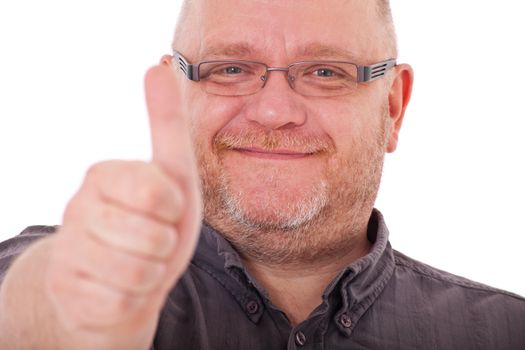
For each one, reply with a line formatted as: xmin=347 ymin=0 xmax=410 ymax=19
xmin=244 ymin=70 xmax=307 ymax=130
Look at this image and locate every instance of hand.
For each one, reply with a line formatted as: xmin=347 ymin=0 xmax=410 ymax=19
xmin=44 ymin=61 xmax=202 ymax=349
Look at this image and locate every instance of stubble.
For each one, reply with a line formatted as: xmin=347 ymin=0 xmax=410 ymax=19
xmin=196 ymin=105 xmax=390 ymax=266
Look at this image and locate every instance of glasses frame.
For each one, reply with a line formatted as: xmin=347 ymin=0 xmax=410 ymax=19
xmin=172 ymin=50 xmax=396 ymax=95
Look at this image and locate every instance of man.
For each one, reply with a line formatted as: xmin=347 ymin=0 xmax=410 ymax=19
xmin=0 ymin=0 xmax=524 ymax=349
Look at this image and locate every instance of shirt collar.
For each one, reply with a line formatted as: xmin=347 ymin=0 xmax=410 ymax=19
xmin=331 ymin=209 xmax=395 ymax=336
xmin=193 ymin=208 xmax=395 ymax=332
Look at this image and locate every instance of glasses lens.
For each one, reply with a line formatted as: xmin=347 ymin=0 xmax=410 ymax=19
xmin=198 ymin=61 xmax=266 ymax=96
xmin=290 ymin=62 xmax=358 ymax=97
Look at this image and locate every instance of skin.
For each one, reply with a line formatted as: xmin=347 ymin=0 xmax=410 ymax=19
xmin=175 ymin=0 xmax=413 ymax=324
xmin=0 ymin=0 xmax=412 ymax=348
xmin=0 ymin=68 xmax=202 ymax=349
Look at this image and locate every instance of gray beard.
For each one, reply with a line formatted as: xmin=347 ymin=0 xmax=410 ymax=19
xmin=196 ymin=110 xmax=390 ymax=266
xmin=223 ymin=176 xmax=329 ymax=231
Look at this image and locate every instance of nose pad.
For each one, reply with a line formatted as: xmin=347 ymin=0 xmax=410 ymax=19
xmin=287 ymin=75 xmax=297 ymax=90
xmin=246 ymin=69 xmax=307 ymax=129
xmin=259 ymin=74 xmax=272 ymax=92
xmin=259 ymin=71 xmax=297 ymax=92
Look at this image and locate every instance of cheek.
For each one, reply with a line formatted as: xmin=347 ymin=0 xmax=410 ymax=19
xmin=307 ymin=99 xmax=368 ymax=152
xmin=317 ymin=92 xmax=387 ymax=146
xmin=188 ymin=93 xmax=246 ymax=150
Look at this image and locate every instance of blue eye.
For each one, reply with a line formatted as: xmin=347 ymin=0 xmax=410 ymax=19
xmin=224 ymin=66 xmax=242 ymax=74
xmin=315 ymin=68 xmax=334 ymax=77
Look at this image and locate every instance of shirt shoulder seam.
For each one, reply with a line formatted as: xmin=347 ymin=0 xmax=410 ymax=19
xmin=393 ymin=249 xmax=525 ymax=302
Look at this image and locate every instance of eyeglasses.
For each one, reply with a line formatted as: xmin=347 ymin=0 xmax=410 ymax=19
xmin=172 ymin=51 xmax=396 ymax=97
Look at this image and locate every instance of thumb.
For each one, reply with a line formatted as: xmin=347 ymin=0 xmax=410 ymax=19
xmin=144 ymin=60 xmax=196 ymax=179
xmin=144 ymin=59 xmax=203 ymax=287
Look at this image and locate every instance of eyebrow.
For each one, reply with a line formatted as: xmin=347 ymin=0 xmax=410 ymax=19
xmin=200 ymin=42 xmax=254 ymax=59
xmin=298 ymin=43 xmax=360 ymax=62
xmin=199 ymin=42 xmax=360 ymax=62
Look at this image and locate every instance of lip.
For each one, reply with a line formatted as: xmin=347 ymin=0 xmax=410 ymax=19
xmin=233 ymin=147 xmax=314 ymax=160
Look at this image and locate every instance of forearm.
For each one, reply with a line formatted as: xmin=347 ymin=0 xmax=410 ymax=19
xmin=0 ymin=238 xmax=142 ymax=350
xmin=0 ymin=237 xmax=62 ymax=349
xmin=0 ymin=229 xmax=169 ymax=350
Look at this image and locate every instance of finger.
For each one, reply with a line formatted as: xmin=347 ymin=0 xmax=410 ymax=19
xmin=70 ymin=232 xmax=167 ymax=295
xmin=81 ymin=160 xmax=184 ymax=225
xmin=144 ymin=63 xmax=196 ymax=180
xmin=85 ymin=202 xmax=177 ymax=260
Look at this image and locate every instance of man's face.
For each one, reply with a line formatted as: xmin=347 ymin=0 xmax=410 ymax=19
xmin=176 ymin=0 xmax=400 ymax=263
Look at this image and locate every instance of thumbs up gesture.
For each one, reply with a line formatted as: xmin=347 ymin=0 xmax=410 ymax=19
xmin=44 ymin=61 xmax=202 ymax=350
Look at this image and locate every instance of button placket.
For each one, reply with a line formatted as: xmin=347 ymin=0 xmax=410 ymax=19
xmin=245 ymin=300 xmax=259 ymax=314
xmin=339 ymin=313 xmax=352 ymax=328
xmin=295 ymin=331 xmax=307 ymax=347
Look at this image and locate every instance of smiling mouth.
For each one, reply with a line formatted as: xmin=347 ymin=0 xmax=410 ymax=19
xmin=233 ymin=147 xmax=315 ymax=160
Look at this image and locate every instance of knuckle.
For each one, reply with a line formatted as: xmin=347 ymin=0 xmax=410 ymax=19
xmin=128 ymin=265 xmax=149 ymax=287
xmin=46 ymin=247 xmax=75 ymax=297
xmin=84 ymin=160 xmax=138 ymax=189
xmin=76 ymin=293 xmax=129 ymax=327
xmin=64 ymin=301 xmax=97 ymax=330
xmin=98 ymin=205 xmax=117 ymax=226
xmin=127 ymin=265 xmax=148 ymax=285
xmin=137 ymin=181 xmax=166 ymax=211
xmin=102 ymin=293 xmax=132 ymax=322
xmin=143 ymin=230 xmax=164 ymax=254
xmin=45 ymin=273 xmax=66 ymax=297
xmin=46 ymin=274 xmax=82 ymax=305
xmin=143 ymin=227 xmax=175 ymax=255
xmin=85 ymin=161 xmax=109 ymax=181
xmin=62 ymin=191 xmax=89 ymax=224
xmin=124 ymin=261 xmax=165 ymax=289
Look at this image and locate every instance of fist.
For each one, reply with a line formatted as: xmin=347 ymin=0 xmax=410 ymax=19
xmin=44 ymin=63 xmax=202 ymax=349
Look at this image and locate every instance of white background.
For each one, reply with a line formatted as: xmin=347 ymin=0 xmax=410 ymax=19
xmin=0 ymin=1 xmax=524 ymax=296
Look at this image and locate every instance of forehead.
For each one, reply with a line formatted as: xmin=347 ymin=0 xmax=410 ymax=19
xmin=186 ymin=0 xmax=385 ymax=62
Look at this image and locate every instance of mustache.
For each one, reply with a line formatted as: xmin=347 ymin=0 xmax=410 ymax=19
xmin=213 ymin=129 xmax=335 ymax=154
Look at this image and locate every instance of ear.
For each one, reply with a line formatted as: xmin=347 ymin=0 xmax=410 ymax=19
xmin=386 ymin=64 xmax=414 ymax=153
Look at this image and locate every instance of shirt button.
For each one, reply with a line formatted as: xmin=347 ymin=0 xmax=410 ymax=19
xmin=245 ymin=300 xmax=259 ymax=314
xmin=339 ymin=313 xmax=352 ymax=328
xmin=295 ymin=331 xmax=307 ymax=347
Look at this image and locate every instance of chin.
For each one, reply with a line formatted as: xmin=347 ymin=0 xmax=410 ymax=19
xmin=221 ymin=177 xmax=330 ymax=231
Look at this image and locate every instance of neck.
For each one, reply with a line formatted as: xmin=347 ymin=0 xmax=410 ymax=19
xmin=242 ymin=233 xmax=371 ymax=326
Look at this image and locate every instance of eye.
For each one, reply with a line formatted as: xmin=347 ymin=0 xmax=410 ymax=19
xmin=224 ymin=66 xmax=243 ymax=74
xmin=314 ymin=68 xmax=335 ymax=77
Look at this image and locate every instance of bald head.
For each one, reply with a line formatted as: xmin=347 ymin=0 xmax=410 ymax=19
xmin=172 ymin=0 xmax=398 ymax=58
xmin=375 ymin=0 xmax=398 ymax=57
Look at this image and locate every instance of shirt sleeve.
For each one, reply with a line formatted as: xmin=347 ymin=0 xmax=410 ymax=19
xmin=0 ymin=225 xmax=58 ymax=284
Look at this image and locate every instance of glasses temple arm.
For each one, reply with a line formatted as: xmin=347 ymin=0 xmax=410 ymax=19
xmin=357 ymin=59 xmax=397 ymax=82
xmin=172 ymin=51 xmax=199 ymax=81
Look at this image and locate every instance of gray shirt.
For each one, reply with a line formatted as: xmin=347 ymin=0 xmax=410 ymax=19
xmin=1 ymin=209 xmax=524 ymax=349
